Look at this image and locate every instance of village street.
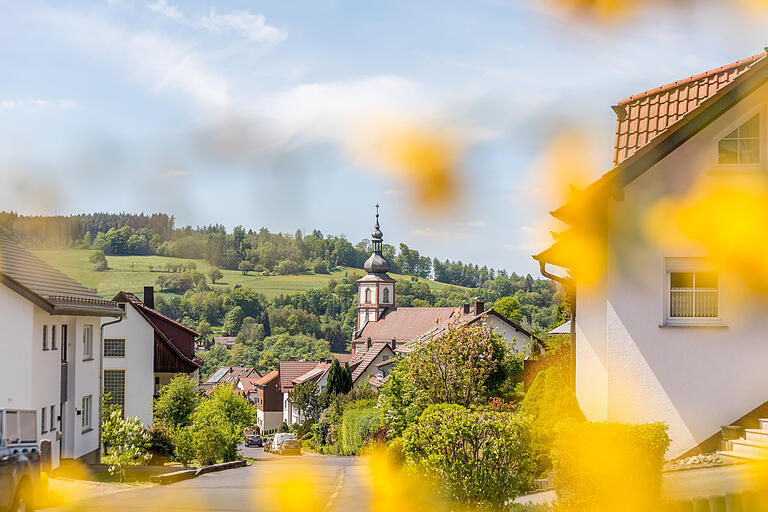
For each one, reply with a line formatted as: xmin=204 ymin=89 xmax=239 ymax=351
xmin=44 ymin=448 xmax=370 ymax=512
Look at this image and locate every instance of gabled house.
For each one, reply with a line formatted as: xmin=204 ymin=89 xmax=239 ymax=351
xmin=534 ymin=49 xmax=768 ymax=458
xmin=0 ymin=236 xmax=124 ymax=467
xmin=200 ymin=366 xmax=260 ymax=396
xmin=254 ymin=370 xmax=282 ymax=432
xmin=104 ymin=288 xmax=202 ymax=426
xmin=278 ymin=359 xmax=322 ymax=426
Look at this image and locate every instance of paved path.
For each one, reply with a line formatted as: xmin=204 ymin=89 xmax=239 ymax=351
xmin=43 ymin=447 xmax=370 ymax=512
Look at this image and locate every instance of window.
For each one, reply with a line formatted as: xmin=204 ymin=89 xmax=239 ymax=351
xmin=670 ymin=271 xmax=718 ymax=318
xmin=51 ymin=325 xmax=57 ymax=350
xmin=41 ymin=407 xmax=47 ymax=434
xmin=61 ymin=325 xmax=68 ymax=363
xmin=83 ymin=325 xmax=93 ymax=360
xmin=104 ymin=369 xmax=126 ymax=412
xmin=81 ymin=396 xmax=92 ymax=431
xmin=718 ymin=114 xmax=760 ymax=165
xmin=364 ymin=288 xmax=372 ymax=303
xmin=382 ymin=287 xmax=390 ymax=303
xmin=104 ymin=338 xmax=126 ymax=358
xmin=43 ymin=325 xmax=48 ymax=350
xmin=50 ymin=405 xmax=55 ymax=432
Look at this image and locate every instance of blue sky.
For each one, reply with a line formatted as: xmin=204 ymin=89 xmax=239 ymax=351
xmin=1 ymin=0 xmax=768 ymax=274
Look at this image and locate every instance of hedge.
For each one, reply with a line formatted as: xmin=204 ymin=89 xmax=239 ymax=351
xmin=339 ymin=401 xmax=382 ymax=455
xmin=555 ymin=421 xmax=670 ymax=512
xmin=403 ymin=403 xmax=540 ymax=507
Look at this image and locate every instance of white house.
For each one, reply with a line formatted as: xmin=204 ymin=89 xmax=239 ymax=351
xmin=535 ymin=49 xmax=768 ymax=458
xmin=278 ymin=359 xmax=325 ymax=426
xmin=0 ymin=236 xmax=124 ymax=467
xmin=104 ymin=288 xmax=202 ymax=427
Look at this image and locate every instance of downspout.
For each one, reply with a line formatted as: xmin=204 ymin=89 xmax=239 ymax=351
xmin=538 ymin=260 xmax=576 ymax=390
xmin=99 ymin=313 xmax=124 ymax=461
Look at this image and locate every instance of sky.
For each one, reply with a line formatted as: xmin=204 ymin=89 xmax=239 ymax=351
xmin=2 ymin=0 xmax=768 ymax=275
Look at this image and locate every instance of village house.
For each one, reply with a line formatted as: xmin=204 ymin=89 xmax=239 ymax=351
xmin=254 ymin=370 xmax=282 ymax=432
xmin=348 ymin=209 xmax=542 ymax=389
xmin=213 ymin=336 xmax=237 ymax=350
xmin=0 ymin=236 xmax=124 ymax=467
xmin=200 ymin=366 xmax=261 ymax=396
xmin=104 ymin=288 xmax=202 ymax=426
xmin=278 ymin=359 xmax=323 ymax=426
xmin=535 ymin=49 xmax=768 ymax=458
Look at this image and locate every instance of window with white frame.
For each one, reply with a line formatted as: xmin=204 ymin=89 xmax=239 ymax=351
xmin=81 ymin=395 xmax=92 ymax=431
xmin=83 ymin=325 xmax=93 ymax=360
xmin=51 ymin=325 xmax=57 ymax=350
xmin=382 ymin=287 xmax=390 ymax=303
xmin=50 ymin=405 xmax=55 ymax=432
xmin=41 ymin=407 xmax=47 ymax=434
xmin=42 ymin=325 xmax=48 ymax=350
xmin=666 ymin=259 xmax=719 ymax=323
xmin=365 ymin=288 xmax=372 ymax=303
xmin=718 ymin=114 xmax=760 ymax=165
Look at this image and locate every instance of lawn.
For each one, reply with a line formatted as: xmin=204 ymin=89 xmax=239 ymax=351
xmin=32 ymin=249 xmax=465 ymax=300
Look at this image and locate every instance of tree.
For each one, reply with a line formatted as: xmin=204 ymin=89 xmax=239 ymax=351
xmin=101 ymin=398 xmax=151 ymax=481
xmin=208 ymin=267 xmax=223 ymax=284
xmin=154 ymin=374 xmax=201 ymax=429
xmin=288 ymin=381 xmax=320 ymax=422
xmin=191 ymin=385 xmax=256 ymax=464
xmin=238 ymin=260 xmax=254 ymax=275
xmin=492 ymin=296 xmax=523 ymax=323
xmin=223 ymin=306 xmax=245 ymax=336
xmin=325 ymin=359 xmax=343 ymax=396
xmin=341 ymin=362 xmax=353 ymax=393
xmin=88 ymin=250 xmax=109 ymax=272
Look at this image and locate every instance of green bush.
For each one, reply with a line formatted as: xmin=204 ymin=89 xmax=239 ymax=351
xmin=339 ymin=400 xmax=381 ymax=455
xmin=555 ymin=421 xmax=669 ymax=512
xmin=147 ymin=428 xmax=174 ymax=465
xmin=518 ymin=367 xmax=585 ymax=441
xmin=386 ymin=437 xmax=405 ymax=466
xmin=154 ymin=374 xmax=200 ymax=429
xmin=101 ymin=405 xmax=152 ymax=481
xmin=170 ymin=427 xmax=196 ymax=467
xmin=403 ymin=404 xmax=539 ymax=508
xmin=190 ymin=385 xmax=256 ymax=465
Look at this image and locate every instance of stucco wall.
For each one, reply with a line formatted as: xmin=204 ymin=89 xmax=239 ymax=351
xmin=575 ymin=83 xmax=768 ymax=457
xmin=103 ymin=303 xmax=155 ymax=427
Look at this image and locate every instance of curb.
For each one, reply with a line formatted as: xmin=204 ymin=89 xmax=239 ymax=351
xmin=150 ymin=460 xmax=249 ymax=485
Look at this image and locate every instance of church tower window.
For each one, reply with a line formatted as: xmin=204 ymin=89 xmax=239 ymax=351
xmin=365 ymin=288 xmax=372 ymax=303
xmin=382 ymin=287 xmax=390 ymax=303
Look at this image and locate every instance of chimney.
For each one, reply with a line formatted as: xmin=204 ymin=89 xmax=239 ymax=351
xmin=463 ymin=303 xmax=470 ymax=314
xmin=367 ymin=337 xmax=372 ymax=349
xmin=474 ymin=299 xmax=484 ymax=316
xmin=143 ymin=286 xmax=155 ymax=309
xmin=391 ymin=337 xmax=397 ymax=351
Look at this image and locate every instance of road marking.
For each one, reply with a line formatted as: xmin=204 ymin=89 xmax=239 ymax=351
xmin=323 ymin=467 xmax=345 ymax=512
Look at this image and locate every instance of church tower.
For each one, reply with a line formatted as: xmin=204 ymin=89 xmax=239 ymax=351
xmin=357 ymin=204 xmax=396 ymax=329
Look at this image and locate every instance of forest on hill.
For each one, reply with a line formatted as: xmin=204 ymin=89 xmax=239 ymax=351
xmin=2 ymin=211 xmax=567 ymax=378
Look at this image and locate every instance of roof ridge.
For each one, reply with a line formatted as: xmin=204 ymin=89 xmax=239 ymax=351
xmin=616 ymin=52 xmax=766 ymax=107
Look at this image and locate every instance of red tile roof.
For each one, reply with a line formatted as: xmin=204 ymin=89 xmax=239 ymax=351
xmin=293 ymin=362 xmax=331 ymax=385
xmin=255 ymin=370 xmax=279 ymax=387
xmin=613 ymin=52 xmax=766 ymax=165
xmin=331 ymin=352 xmax=353 ymax=364
xmin=238 ymin=376 xmax=262 ymax=393
xmin=278 ymin=360 xmax=321 ymax=393
xmin=354 ymin=307 xmax=456 ymax=343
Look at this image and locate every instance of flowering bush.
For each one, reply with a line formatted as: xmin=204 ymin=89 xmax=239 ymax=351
xmin=101 ymin=405 xmax=152 ymax=481
xmin=487 ymin=397 xmax=517 ymax=412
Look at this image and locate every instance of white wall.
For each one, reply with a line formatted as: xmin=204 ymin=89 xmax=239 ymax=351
xmin=354 ymin=346 xmax=394 ymax=389
xmin=483 ymin=316 xmax=535 ymax=355
xmin=103 ymin=303 xmax=155 ymax=427
xmin=574 ymin=83 xmax=768 ymax=457
xmin=257 ymin=410 xmax=283 ymax=432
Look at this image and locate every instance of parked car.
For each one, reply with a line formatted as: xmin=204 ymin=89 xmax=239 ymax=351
xmin=272 ymin=433 xmax=300 ymax=455
xmin=244 ymin=434 xmax=263 ymax=448
xmin=0 ymin=409 xmax=47 ymax=512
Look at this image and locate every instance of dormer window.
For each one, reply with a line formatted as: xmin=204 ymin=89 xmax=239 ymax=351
xmin=718 ymin=114 xmax=759 ymax=165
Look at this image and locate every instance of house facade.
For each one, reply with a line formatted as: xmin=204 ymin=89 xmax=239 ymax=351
xmin=104 ymin=288 xmax=202 ymax=427
xmin=535 ymin=50 xmax=768 ymax=458
xmin=254 ymin=370 xmax=282 ymax=432
xmin=0 ymin=236 xmax=124 ymax=467
xmin=278 ymin=359 xmax=323 ymax=426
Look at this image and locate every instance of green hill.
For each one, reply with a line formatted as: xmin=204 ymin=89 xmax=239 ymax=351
xmin=32 ymin=249 xmax=465 ymax=300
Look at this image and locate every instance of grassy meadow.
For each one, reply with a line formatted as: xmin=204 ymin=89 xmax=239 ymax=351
xmin=32 ymin=249 xmax=464 ymax=300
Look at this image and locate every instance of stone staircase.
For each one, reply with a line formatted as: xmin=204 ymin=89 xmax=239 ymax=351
xmin=720 ymin=418 xmax=768 ymax=461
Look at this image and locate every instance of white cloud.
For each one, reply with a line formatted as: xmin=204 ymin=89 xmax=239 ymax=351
xmin=163 ymin=168 xmax=188 ymax=177
xmin=411 ymin=227 xmax=471 ymax=241
xmin=147 ymin=0 xmax=188 ymax=24
xmin=200 ymin=9 xmax=286 ymax=46
xmin=453 ymin=220 xmax=486 ymax=228
xmin=148 ymin=1 xmax=286 ymax=47
xmin=0 ymin=99 xmax=79 ymax=111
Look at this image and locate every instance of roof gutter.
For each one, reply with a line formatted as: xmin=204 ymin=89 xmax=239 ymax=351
xmin=98 ymin=313 xmax=125 ymax=461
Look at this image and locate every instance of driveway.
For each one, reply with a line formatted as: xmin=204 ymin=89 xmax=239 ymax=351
xmin=43 ymin=447 xmax=370 ymax=512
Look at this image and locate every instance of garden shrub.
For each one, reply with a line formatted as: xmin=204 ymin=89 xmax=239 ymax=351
xmin=191 ymin=385 xmax=256 ymax=465
xmin=403 ymin=404 xmax=540 ymax=507
xmin=101 ymin=405 xmax=152 ymax=481
xmin=339 ymin=400 xmax=381 ymax=455
xmin=170 ymin=427 xmax=196 ymax=467
xmin=385 ymin=437 xmax=405 ymax=466
xmin=146 ymin=428 xmax=174 ymax=465
xmin=554 ymin=421 xmax=670 ymax=512
xmin=518 ymin=367 xmax=585 ymax=442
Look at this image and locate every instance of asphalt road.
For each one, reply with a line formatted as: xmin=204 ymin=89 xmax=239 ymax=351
xmin=46 ymin=446 xmax=372 ymax=512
